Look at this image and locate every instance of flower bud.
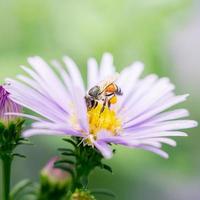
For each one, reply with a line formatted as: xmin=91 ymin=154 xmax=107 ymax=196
xmin=39 ymin=157 xmax=72 ymax=199
xmin=0 ymin=85 xmax=22 ymax=123
xmin=41 ymin=157 xmax=71 ymax=184
xmin=0 ymin=85 xmax=25 ymax=158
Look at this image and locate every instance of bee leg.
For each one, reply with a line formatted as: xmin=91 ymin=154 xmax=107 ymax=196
xmin=88 ymin=99 xmax=94 ymax=110
xmin=100 ymin=103 xmax=106 ymax=114
xmin=94 ymin=101 xmax=98 ymax=108
xmin=108 ymin=99 xmax=111 ymax=109
xmin=100 ymin=99 xmax=107 ymax=114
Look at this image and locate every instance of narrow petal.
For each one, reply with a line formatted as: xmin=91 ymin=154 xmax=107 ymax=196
xmin=23 ymin=129 xmax=68 ymax=137
xmin=17 ymin=74 xmax=45 ymax=95
xmin=122 ymin=77 xmax=175 ymax=122
xmin=123 ymin=131 xmax=188 ymax=139
xmin=123 ymin=94 xmax=189 ymax=128
xmin=118 ymin=74 xmax=158 ymax=113
xmin=87 ymin=58 xmax=99 ymax=89
xmin=28 ymin=57 xmax=71 ymax=112
xmin=125 ymin=120 xmax=197 ymax=133
xmin=139 ymin=145 xmax=169 ymax=159
xmin=94 ymin=140 xmax=113 ymax=159
xmin=70 ymin=85 xmax=89 ymax=132
xmin=99 ymin=53 xmax=115 ymax=80
xmin=20 ymin=65 xmax=46 ymax=91
xmin=143 ymin=109 xmax=190 ymax=125
xmin=51 ymin=60 xmax=74 ymax=97
xmin=63 ymin=56 xmax=85 ymax=93
xmin=31 ymin=122 xmax=83 ymax=137
xmin=147 ymin=138 xmax=177 ymax=146
xmin=117 ymin=62 xmax=144 ymax=110
xmin=97 ymin=131 xmax=141 ymax=147
xmin=5 ymin=112 xmax=44 ymax=122
xmin=20 ymin=65 xmax=72 ymax=109
xmin=5 ymin=79 xmax=69 ymax=122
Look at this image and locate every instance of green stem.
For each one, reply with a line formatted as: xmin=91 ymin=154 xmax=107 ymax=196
xmin=71 ymin=173 xmax=88 ymax=193
xmin=2 ymin=155 xmax=12 ymax=200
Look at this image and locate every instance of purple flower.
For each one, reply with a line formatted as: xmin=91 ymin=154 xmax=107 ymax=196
xmin=0 ymin=85 xmax=22 ymax=123
xmin=5 ymin=53 xmax=198 ymax=159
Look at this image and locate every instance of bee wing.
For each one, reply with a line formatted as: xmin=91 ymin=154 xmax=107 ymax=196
xmin=99 ymin=73 xmax=119 ymax=92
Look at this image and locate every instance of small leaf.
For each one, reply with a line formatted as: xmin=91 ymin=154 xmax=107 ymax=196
xmin=101 ymin=164 xmax=113 ymax=173
xmin=62 ymin=138 xmax=76 ymax=147
xmin=10 ymin=179 xmax=34 ymax=199
xmin=91 ymin=189 xmax=116 ymax=199
xmin=58 ymin=148 xmax=74 ymax=153
xmin=12 ymin=153 xmax=26 ymax=158
xmin=54 ymin=159 xmax=75 ymax=165
xmin=61 ymin=152 xmax=75 ymax=157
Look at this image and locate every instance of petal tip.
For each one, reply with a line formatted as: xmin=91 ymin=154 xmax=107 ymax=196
xmin=192 ymin=120 xmax=198 ymax=128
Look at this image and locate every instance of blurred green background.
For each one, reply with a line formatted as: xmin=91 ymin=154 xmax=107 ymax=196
xmin=0 ymin=0 xmax=200 ymax=199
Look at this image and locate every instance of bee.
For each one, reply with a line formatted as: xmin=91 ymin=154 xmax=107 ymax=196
xmin=85 ymin=73 xmax=123 ymax=113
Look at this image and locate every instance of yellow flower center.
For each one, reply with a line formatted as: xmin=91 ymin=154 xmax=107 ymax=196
xmin=87 ymin=104 xmax=121 ymax=139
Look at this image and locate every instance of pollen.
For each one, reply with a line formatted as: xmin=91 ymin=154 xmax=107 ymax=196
xmin=87 ymin=104 xmax=121 ymax=138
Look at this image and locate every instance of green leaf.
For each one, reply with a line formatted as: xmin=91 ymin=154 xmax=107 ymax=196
xmin=61 ymin=152 xmax=75 ymax=157
xmin=54 ymin=159 xmax=75 ymax=165
xmin=58 ymin=148 xmax=74 ymax=153
xmin=91 ymin=189 xmax=116 ymax=199
xmin=62 ymin=138 xmax=77 ymax=147
xmin=10 ymin=179 xmax=37 ymax=200
xmin=12 ymin=153 xmax=26 ymax=158
xmin=101 ymin=164 xmax=113 ymax=173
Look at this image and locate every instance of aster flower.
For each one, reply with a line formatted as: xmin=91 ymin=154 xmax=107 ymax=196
xmin=5 ymin=53 xmax=197 ymax=159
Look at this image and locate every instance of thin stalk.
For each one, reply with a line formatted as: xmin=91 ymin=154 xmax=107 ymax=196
xmin=2 ymin=155 xmax=12 ymax=200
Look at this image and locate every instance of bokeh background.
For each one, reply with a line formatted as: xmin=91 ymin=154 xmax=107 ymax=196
xmin=0 ymin=0 xmax=200 ymax=199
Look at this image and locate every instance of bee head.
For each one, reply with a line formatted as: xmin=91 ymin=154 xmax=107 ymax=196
xmin=88 ymin=86 xmax=101 ymax=98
